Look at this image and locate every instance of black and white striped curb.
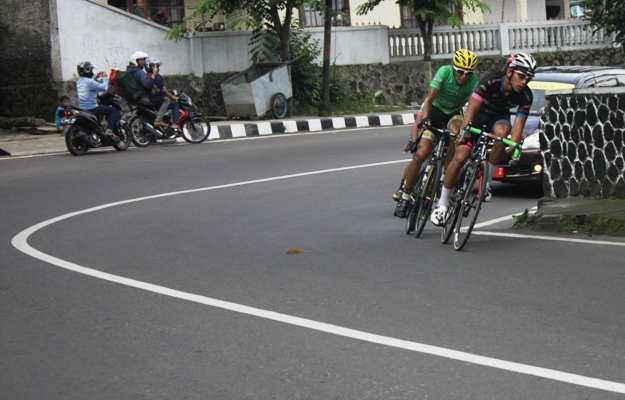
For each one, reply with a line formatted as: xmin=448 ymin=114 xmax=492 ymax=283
xmin=207 ymin=113 xmax=418 ymax=140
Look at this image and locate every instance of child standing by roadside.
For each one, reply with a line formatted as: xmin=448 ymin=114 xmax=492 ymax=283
xmin=55 ymin=96 xmax=71 ymax=132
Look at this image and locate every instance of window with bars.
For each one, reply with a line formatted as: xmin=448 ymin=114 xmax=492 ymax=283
xmin=300 ymin=0 xmax=350 ymax=28
xmin=124 ymin=0 xmax=185 ymax=27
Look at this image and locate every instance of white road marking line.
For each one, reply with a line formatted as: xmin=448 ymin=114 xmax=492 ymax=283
xmin=11 ymin=164 xmax=625 ymax=394
xmin=471 ymin=210 xmax=625 ymax=247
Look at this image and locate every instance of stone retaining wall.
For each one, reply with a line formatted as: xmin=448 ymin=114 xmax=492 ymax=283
xmin=542 ymin=87 xmax=625 ymax=199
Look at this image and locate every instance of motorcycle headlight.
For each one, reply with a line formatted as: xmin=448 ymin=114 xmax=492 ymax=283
xmin=522 ymin=132 xmax=541 ymax=149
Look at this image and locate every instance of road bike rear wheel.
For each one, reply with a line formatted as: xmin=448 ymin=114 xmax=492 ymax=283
xmin=453 ymin=160 xmax=488 ymax=251
xmin=405 ymin=197 xmax=419 ymax=235
xmin=414 ymin=160 xmax=442 ymax=238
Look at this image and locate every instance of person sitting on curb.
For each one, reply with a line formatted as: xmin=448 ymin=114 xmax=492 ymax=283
xmin=55 ymin=95 xmax=71 ymax=133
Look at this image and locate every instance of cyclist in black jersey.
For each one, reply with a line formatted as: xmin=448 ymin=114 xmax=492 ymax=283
xmin=430 ymin=52 xmax=537 ymax=226
xmin=394 ymin=49 xmax=480 ymax=219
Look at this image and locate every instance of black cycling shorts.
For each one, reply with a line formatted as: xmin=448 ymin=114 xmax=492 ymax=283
xmin=462 ymin=111 xmax=511 ymax=146
xmin=419 ymin=106 xmax=462 ymax=142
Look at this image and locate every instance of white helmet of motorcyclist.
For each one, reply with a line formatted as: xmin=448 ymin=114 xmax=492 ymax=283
xmin=130 ymin=51 xmax=149 ymax=66
xmin=145 ymin=58 xmax=162 ymax=73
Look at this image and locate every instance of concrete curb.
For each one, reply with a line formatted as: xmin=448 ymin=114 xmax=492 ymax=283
xmin=208 ymin=113 xmax=416 ymax=140
xmin=0 ymin=112 xmax=417 ymax=157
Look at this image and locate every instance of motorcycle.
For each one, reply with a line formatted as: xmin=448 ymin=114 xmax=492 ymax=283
xmin=126 ymin=91 xmax=210 ymax=147
xmin=63 ymin=92 xmax=131 ymax=156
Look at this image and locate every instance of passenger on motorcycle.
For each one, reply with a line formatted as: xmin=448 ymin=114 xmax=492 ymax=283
xmin=394 ymin=49 xmax=480 ymax=219
xmin=127 ymin=51 xmax=170 ymax=128
xmin=76 ymin=61 xmax=120 ymax=141
xmin=430 ymin=52 xmax=536 ymax=226
xmin=146 ymin=58 xmax=181 ymax=130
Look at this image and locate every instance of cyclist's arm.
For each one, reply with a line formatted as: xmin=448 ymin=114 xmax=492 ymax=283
xmin=420 ymin=86 xmax=439 ymax=124
xmin=510 ymin=110 xmax=527 ymax=145
xmin=459 ymin=93 xmax=483 ymax=140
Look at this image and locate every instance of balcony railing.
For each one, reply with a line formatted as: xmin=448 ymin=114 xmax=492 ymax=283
xmin=388 ymin=20 xmax=617 ymax=61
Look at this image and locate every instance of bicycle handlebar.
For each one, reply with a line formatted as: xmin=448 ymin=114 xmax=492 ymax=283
xmin=422 ymin=125 xmax=457 ymax=139
xmin=465 ymin=126 xmax=521 ymax=160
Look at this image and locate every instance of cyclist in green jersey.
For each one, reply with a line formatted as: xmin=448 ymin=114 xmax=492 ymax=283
xmin=394 ymin=49 xmax=480 ymax=218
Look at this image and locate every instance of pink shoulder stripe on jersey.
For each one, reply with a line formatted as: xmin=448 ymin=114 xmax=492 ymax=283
xmin=472 ymin=92 xmax=484 ymax=102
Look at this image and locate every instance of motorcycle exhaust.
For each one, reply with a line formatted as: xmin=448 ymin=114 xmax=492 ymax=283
xmin=144 ymin=122 xmax=164 ymax=138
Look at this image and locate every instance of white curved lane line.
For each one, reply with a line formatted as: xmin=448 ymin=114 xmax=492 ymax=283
xmin=471 ymin=210 xmax=625 ymax=247
xmin=11 ymin=162 xmax=625 ymax=394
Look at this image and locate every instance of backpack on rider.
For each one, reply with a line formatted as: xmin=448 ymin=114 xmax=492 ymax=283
xmin=111 ymin=69 xmax=144 ymax=101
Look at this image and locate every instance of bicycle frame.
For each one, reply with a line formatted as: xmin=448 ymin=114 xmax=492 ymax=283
xmin=443 ymin=126 xmax=521 ymax=250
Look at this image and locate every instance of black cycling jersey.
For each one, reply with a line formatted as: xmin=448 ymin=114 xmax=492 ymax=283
xmin=472 ymin=71 xmax=533 ymax=118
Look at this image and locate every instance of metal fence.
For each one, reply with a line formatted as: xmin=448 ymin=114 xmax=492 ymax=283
xmin=388 ymin=20 xmax=617 ymax=61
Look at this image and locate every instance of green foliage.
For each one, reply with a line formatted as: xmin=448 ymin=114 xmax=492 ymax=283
xmin=513 ymin=209 xmax=530 ymax=226
xmin=248 ymin=20 xmax=323 ymax=108
xmin=356 ymin=0 xmax=489 ymax=62
xmin=584 ymin=0 xmax=625 ymax=50
xmin=356 ymin=0 xmax=490 ymax=29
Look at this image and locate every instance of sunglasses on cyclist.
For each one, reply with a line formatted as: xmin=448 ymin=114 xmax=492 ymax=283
xmin=453 ymin=66 xmax=474 ymax=76
xmin=513 ymin=70 xmax=533 ymax=82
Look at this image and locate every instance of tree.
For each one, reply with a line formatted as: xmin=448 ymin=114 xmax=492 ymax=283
xmin=356 ymin=0 xmax=490 ymax=63
xmin=166 ymin=0 xmax=317 ymax=63
xmin=584 ymin=0 xmax=625 ymax=51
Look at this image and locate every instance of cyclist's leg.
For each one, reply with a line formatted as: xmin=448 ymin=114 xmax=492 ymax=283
xmin=487 ymin=119 xmax=512 ymax=166
xmin=441 ymin=115 xmax=463 ymax=176
xmin=404 ymin=138 xmax=434 ymax=190
xmin=395 ymin=107 xmax=449 ymax=218
xmin=484 ymin=118 xmax=511 ymax=201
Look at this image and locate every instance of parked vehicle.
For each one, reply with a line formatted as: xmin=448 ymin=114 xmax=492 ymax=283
xmin=63 ymin=92 xmax=131 ymax=156
xmin=494 ymin=66 xmax=625 ymax=184
xmin=126 ymin=91 xmax=210 ymax=147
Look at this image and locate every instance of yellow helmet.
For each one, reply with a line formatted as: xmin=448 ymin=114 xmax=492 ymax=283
xmin=453 ymin=49 xmax=478 ymax=70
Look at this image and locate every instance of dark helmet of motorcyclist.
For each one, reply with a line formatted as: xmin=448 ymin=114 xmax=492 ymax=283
xmin=77 ymin=61 xmax=97 ymax=78
xmin=145 ymin=58 xmax=162 ymax=74
xmin=130 ymin=51 xmax=149 ymax=66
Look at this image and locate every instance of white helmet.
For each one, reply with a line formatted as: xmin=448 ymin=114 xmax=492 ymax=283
xmin=507 ymin=52 xmax=537 ymax=77
xmin=130 ymin=51 xmax=149 ymax=66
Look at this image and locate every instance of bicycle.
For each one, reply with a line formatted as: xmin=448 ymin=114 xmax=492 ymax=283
xmin=405 ymin=126 xmax=456 ymax=238
xmin=441 ymin=125 xmax=521 ymax=250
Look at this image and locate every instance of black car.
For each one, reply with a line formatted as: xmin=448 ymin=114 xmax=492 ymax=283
xmin=493 ymin=66 xmax=625 ymax=184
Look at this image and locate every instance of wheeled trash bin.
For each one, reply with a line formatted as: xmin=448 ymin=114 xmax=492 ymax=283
xmin=221 ymin=62 xmax=292 ymax=119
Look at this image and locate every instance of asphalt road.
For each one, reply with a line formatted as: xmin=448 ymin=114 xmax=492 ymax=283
xmin=2 ymin=126 xmax=625 ymax=399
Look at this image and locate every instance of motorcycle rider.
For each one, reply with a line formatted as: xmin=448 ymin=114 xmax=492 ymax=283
xmin=127 ymin=51 xmax=170 ymax=128
xmin=146 ymin=58 xmax=181 ymax=130
xmin=76 ymin=61 xmax=120 ymax=141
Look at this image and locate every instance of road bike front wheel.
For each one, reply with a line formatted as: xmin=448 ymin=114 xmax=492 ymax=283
xmin=453 ymin=160 xmax=488 ymax=251
xmin=441 ymin=163 xmax=470 ymax=244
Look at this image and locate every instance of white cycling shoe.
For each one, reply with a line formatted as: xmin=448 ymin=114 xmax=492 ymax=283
xmin=430 ymin=205 xmax=448 ymax=226
xmin=484 ymin=183 xmax=492 ymax=202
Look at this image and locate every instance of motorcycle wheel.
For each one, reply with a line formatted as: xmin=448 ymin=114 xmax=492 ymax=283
xmin=113 ymin=123 xmax=131 ymax=151
xmin=128 ymin=115 xmax=152 ymax=147
xmin=181 ymin=115 xmax=210 ymax=144
xmin=270 ymin=93 xmax=288 ymax=119
xmin=65 ymin=125 xmax=89 ymax=156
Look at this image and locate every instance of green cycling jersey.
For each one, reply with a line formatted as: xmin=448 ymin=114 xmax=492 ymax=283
xmin=430 ymin=65 xmax=480 ymax=115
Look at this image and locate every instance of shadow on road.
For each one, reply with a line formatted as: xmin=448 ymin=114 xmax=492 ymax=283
xmin=491 ymin=182 xmax=544 ymax=200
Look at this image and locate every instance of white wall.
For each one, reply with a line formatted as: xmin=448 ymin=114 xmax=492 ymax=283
xmin=53 ymin=0 xmax=390 ymax=81
xmin=307 ymin=25 xmax=390 ymax=65
xmin=56 ymin=0 xmax=191 ymax=80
